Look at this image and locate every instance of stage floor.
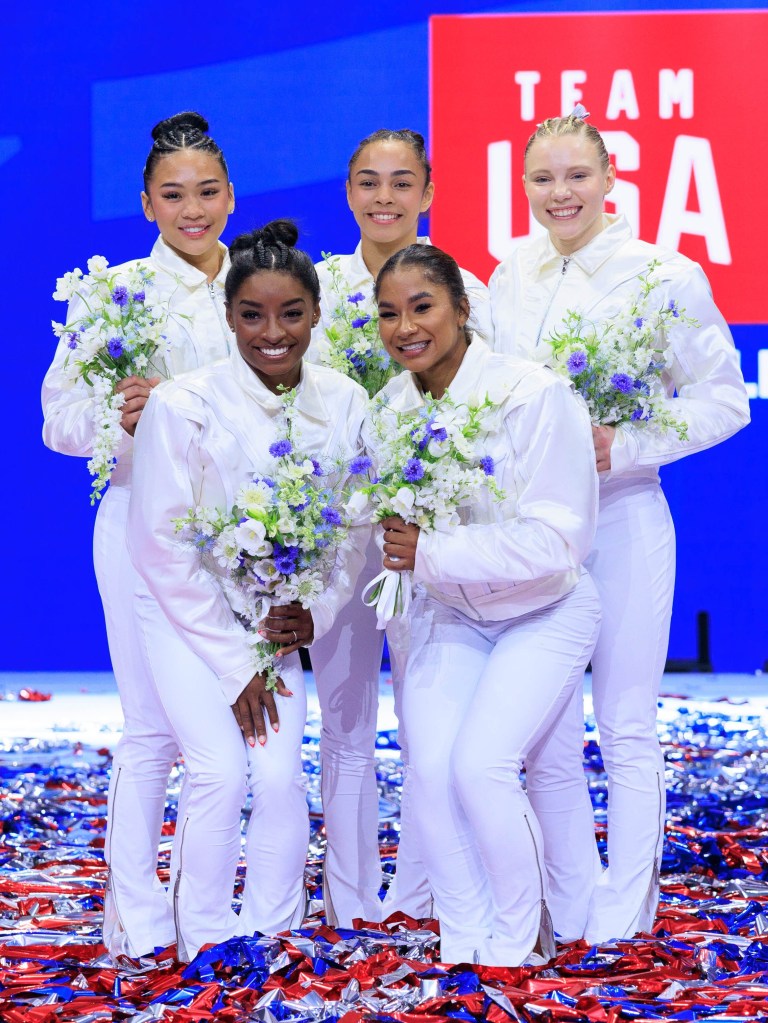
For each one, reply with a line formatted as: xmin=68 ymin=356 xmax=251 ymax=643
xmin=2 ymin=670 xmax=768 ymax=1022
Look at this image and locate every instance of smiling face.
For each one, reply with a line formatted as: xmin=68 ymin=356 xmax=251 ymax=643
xmin=346 ymin=140 xmax=435 ymax=256
xmin=377 ymin=265 xmax=469 ymax=398
xmin=141 ymin=149 xmax=234 ymax=277
xmin=226 ymin=271 xmax=320 ymax=394
xmin=523 ymin=134 xmax=615 ymax=255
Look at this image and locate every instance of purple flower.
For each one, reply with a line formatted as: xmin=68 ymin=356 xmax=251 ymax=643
xmin=344 ymin=346 xmax=367 ymax=372
xmin=349 ymin=455 xmax=372 ymax=475
xmin=610 ymin=373 xmax=634 ymax=393
xmin=479 ymin=455 xmax=495 ymax=476
xmin=273 ymin=543 xmax=299 ymax=574
xmin=321 ymin=506 xmax=343 ymax=526
xmin=634 ymin=317 xmax=644 ymax=329
xmin=269 ymin=439 xmax=293 ymax=457
xmin=311 ymin=459 xmax=324 ymax=477
xmin=566 ymin=350 xmax=587 ymax=375
xmin=111 ymin=285 xmax=129 ymax=308
xmin=67 ymin=332 xmax=79 ymax=350
xmin=132 ymin=290 xmax=145 ymax=303
xmin=351 ymin=315 xmax=371 ymax=329
xmin=347 ymin=292 xmax=365 ymax=304
xmin=107 ymin=337 xmax=124 ymax=358
xmin=403 ymin=458 xmax=425 ymax=482
xmin=668 ymin=300 xmax=680 ymax=318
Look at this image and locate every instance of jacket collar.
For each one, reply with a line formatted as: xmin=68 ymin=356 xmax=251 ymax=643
xmin=350 ymin=235 xmax=432 ymax=281
xmin=229 ymin=348 xmax=331 ymax=423
xmin=395 ymin=334 xmax=491 ymax=411
xmin=150 ymin=235 xmax=231 ymax=288
xmin=528 ymin=213 xmax=632 ymax=278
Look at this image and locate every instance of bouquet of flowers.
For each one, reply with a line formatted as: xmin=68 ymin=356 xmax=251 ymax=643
xmin=319 ymin=252 xmax=400 ymax=398
xmin=174 ymin=393 xmax=370 ymax=691
xmin=52 ymin=256 xmax=173 ymax=503
xmin=353 ymin=392 xmax=504 ymax=627
xmin=546 ymin=260 xmax=694 ymax=440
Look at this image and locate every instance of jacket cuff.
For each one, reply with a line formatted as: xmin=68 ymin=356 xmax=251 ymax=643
xmin=608 ymin=425 xmax=639 ymax=473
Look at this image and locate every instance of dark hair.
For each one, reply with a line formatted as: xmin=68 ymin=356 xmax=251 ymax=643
xmin=225 ymin=219 xmax=320 ymax=305
xmin=347 ymin=128 xmax=432 ymax=188
xmin=374 ymin=244 xmax=471 ymax=341
xmin=143 ymin=111 xmax=229 ymax=189
xmin=524 ymin=113 xmax=610 ymax=172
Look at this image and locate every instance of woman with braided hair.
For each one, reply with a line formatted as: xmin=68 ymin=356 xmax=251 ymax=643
xmin=127 ymin=220 xmax=369 ymax=960
xmin=43 ymin=111 xmax=236 ymax=958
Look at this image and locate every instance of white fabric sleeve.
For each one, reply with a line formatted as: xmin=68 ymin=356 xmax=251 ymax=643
xmin=308 ymin=393 xmax=372 ymax=640
xmin=414 ymin=379 xmax=598 ymax=586
xmin=126 ymin=390 xmax=255 ymax=704
xmin=462 ymin=269 xmax=495 ymax=346
xmin=610 ymin=264 xmax=750 ymax=473
xmin=42 ymin=290 xmax=132 ymax=458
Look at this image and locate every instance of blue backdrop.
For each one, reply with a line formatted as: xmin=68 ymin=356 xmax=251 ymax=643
xmin=6 ymin=0 xmax=766 ymax=672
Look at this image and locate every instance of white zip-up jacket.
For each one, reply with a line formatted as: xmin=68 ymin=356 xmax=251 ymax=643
xmin=126 ymin=351 xmax=370 ymax=704
xmin=489 ymin=215 xmax=750 ymax=485
xmin=42 ymin=236 xmax=234 ymax=490
xmin=310 ymin=237 xmax=494 ymax=364
xmin=366 ymin=337 xmax=598 ymax=622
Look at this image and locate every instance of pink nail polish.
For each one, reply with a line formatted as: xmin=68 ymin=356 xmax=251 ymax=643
xmin=248 ymin=737 xmax=256 ymax=748
xmin=272 ymin=723 xmax=279 ymax=732
xmin=258 ymin=735 xmax=266 ymax=747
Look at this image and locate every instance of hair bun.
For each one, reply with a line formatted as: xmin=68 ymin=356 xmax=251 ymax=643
xmin=255 ymin=219 xmax=299 ymax=249
xmin=151 ymin=111 xmax=209 ymax=142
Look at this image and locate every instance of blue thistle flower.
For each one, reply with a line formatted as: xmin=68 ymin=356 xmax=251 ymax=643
xmin=111 ymin=285 xmax=129 ymax=308
xmin=610 ymin=373 xmax=634 ymax=394
xmin=269 ymin=439 xmax=293 ymax=457
xmin=349 ymin=455 xmax=372 ymax=475
xmin=403 ymin=458 xmax=425 ymax=483
xmin=566 ymin=350 xmax=588 ymax=375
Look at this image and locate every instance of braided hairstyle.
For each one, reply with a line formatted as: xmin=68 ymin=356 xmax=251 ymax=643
xmin=225 ymin=220 xmax=320 ymax=306
xmin=143 ymin=111 xmax=229 ymax=189
xmin=524 ymin=112 xmax=610 ymax=172
xmin=347 ymin=128 xmax=432 ymax=187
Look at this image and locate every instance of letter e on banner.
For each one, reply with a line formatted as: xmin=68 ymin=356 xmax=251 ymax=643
xmin=430 ymin=11 xmax=768 ymax=323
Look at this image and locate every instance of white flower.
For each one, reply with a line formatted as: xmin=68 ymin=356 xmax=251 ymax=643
xmin=236 ymin=480 xmax=274 ymax=513
xmin=86 ymin=255 xmax=110 ymax=277
xmin=233 ymin=518 xmax=273 ymax=557
xmin=52 ymin=270 xmax=83 ymax=302
xmin=390 ymin=486 xmax=416 ymax=517
xmin=345 ymin=490 xmax=370 ymax=517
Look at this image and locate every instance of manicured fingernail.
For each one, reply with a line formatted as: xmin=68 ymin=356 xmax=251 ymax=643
xmin=272 ymin=723 xmax=279 ymax=732
xmin=258 ymin=630 xmax=267 ymax=637
xmin=284 ymin=690 xmax=294 ymax=697
xmin=248 ymin=737 xmax=255 ymax=748
xmin=258 ymin=735 xmax=266 ymax=747
xmin=275 ymin=651 xmax=282 ymax=658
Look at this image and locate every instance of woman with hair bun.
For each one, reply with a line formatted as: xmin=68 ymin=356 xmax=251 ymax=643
xmin=42 ymin=111 xmax=236 ymax=958
xmin=489 ymin=110 xmax=750 ymax=943
xmin=367 ymin=242 xmax=600 ymax=965
xmin=308 ymin=128 xmax=494 ymax=928
xmin=126 ymin=221 xmax=369 ymax=960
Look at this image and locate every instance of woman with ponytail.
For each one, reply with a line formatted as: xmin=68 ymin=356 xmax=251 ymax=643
xmin=127 ymin=221 xmax=369 ymax=960
xmin=42 ymin=112 xmax=236 ymax=958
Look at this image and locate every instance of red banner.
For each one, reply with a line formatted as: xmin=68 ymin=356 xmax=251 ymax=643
xmin=430 ymin=11 xmax=768 ymax=323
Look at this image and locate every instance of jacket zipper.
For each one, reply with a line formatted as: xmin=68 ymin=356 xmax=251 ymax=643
xmin=104 ymin=767 xmax=129 ymax=942
xmin=172 ymin=816 xmax=190 ymax=960
xmin=209 ymin=282 xmax=231 ymax=353
xmin=535 ymin=256 xmax=571 ymax=348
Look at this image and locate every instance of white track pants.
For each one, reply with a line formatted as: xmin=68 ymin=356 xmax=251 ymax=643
xmin=310 ymin=538 xmax=432 ymax=926
xmin=94 ymin=487 xmax=179 ymax=958
xmin=135 ymin=595 xmax=309 ymax=961
xmin=403 ymin=574 xmax=600 ymax=966
xmin=583 ymin=480 xmax=675 ymax=942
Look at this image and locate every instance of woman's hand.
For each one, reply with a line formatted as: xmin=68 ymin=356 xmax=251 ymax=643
xmin=116 ymin=375 xmax=161 ymax=436
xmin=232 ymin=671 xmax=293 ymax=748
xmin=381 ymin=516 xmax=420 ymax=572
xmin=258 ymin=602 xmax=314 ymax=657
xmin=592 ymin=425 xmax=616 ymax=472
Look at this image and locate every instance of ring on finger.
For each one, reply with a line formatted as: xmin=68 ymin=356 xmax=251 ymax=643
xmin=292 ymin=630 xmax=298 ymax=644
